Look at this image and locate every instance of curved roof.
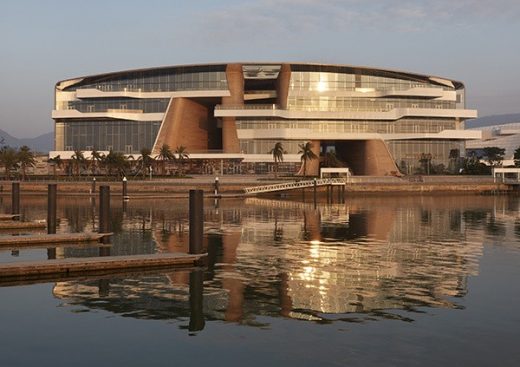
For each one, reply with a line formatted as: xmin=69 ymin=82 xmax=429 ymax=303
xmin=56 ymin=62 xmax=465 ymax=90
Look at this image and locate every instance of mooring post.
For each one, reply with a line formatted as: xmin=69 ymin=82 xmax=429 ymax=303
xmin=189 ymin=269 xmax=205 ymax=332
xmin=189 ymin=189 xmax=204 ymax=254
xmin=342 ymin=184 xmax=345 ymax=203
xmin=326 ymin=184 xmax=331 ymax=204
xmin=214 ymin=177 xmax=219 ymax=197
xmin=91 ymin=177 xmax=96 ymax=195
xmin=11 ymin=182 xmax=20 ymax=218
xmin=122 ymin=176 xmax=129 ymax=200
xmin=99 ymin=185 xmax=111 ymax=246
xmin=47 ymin=184 xmax=57 ymax=234
xmin=313 ymin=178 xmax=317 ymax=208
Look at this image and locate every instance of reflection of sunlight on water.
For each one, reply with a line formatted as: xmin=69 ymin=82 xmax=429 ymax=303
xmin=3 ymin=195 xmax=519 ymax=325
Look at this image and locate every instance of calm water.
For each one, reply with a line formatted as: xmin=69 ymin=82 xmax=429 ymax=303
xmin=0 ymin=194 xmax=519 ymax=366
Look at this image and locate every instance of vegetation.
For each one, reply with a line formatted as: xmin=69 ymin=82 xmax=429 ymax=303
xmin=17 ymin=145 xmax=36 ymax=180
xmin=0 ymin=146 xmax=19 ymax=179
xmin=513 ymin=146 xmax=520 ymax=167
xmin=174 ymin=146 xmax=189 ymax=176
xmin=157 ymin=144 xmax=174 ymax=175
xmin=71 ymin=149 xmax=86 ymax=177
xmin=298 ymin=142 xmax=318 ymax=177
xmin=269 ymin=142 xmax=286 ymax=178
xmin=448 ymin=148 xmax=461 ymax=174
xmin=137 ymin=147 xmax=155 ymax=178
xmin=462 ymin=152 xmax=491 ymax=175
xmin=418 ymin=153 xmax=432 ymax=175
xmin=103 ymin=150 xmax=130 ymax=178
xmin=482 ymin=146 xmax=506 ymax=167
xmin=322 ymin=151 xmax=342 ymax=168
xmin=90 ymin=148 xmax=105 ymax=176
xmin=48 ymin=155 xmax=63 ymax=178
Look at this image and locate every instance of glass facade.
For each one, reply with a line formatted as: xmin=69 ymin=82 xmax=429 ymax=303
xmin=388 ymin=140 xmax=464 ymax=174
xmin=53 ymin=63 xmax=474 ymax=176
xmin=236 ymin=118 xmax=457 ymax=134
xmin=58 ymin=98 xmax=170 ymax=113
xmin=56 ymin=120 xmax=161 ymax=153
xmin=64 ymin=67 xmax=227 ymax=93
xmin=239 ymin=140 xmax=307 ymax=155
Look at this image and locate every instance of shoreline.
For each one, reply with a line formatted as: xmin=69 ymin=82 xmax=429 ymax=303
xmin=0 ymin=176 xmax=514 ymax=197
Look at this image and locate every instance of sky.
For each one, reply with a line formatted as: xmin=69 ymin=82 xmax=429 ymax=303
xmin=0 ymin=0 xmax=519 ymax=137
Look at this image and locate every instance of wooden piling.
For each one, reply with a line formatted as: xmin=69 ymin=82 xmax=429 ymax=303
xmin=189 ymin=269 xmax=205 ymax=332
xmin=99 ymin=185 xmax=111 ymax=249
xmin=11 ymin=182 xmax=20 ymax=218
xmin=47 ymin=184 xmax=57 ymax=235
xmin=189 ymin=189 xmax=203 ymax=254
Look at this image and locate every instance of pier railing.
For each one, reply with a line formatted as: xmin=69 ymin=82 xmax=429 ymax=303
xmin=244 ymin=178 xmax=345 ymax=195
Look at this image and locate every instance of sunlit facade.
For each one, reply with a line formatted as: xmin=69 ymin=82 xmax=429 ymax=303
xmin=52 ymin=63 xmax=479 ymax=175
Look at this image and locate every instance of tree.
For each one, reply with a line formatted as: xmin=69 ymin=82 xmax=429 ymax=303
xmin=513 ymin=146 xmax=520 ymax=167
xmin=175 ymin=146 xmax=189 ymax=176
xmin=90 ymin=148 xmax=105 ymax=176
xmin=298 ymin=142 xmax=318 ymax=177
xmin=103 ymin=150 xmax=130 ymax=178
xmin=48 ymin=155 xmax=63 ymax=178
xmin=269 ymin=142 xmax=286 ymax=178
xmin=71 ymin=149 xmax=86 ymax=177
xmin=448 ymin=148 xmax=460 ymax=174
xmin=137 ymin=147 xmax=155 ymax=178
xmin=483 ymin=146 xmax=505 ymax=167
xmin=419 ymin=153 xmax=432 ymax=175
xmin=0 ymin=146 xmax=19 ymax=180
xmin=17 ymin=145 xmax=36 ymax=180
xmin=157 ymin=144 xmax=174 ymax=175
xmin=322 ymin=151 xmax=342 ymax=168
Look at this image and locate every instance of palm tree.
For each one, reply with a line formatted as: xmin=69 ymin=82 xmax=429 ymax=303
xmin=17 ymin=145 xmax=36 ymax=180
xmin=298 ymin=142 xmax=318 ymax=177
xmin=269 ymin=142 xmax=286 ymax=178
xmin=138 ymin=147 xmax=155 ymax=178
xmin=90 ymin=148 xmax=104 ymax=176
xmin=175 ymin=146 xmax=189 ymax=176
xmin=0 ymin=146 xmax=19 ymax=180
xmin=103 ymin=150 xmax=130 ymax=178
xmin=157 ymin=144 xmax=174 ymax=175
xmin=322 ymin=151 xmax=342 ymax=168
xmin=71 ymin=149 xmax=86 ymax=177
xmin=48 ymin=155 xmax=63 ymax=178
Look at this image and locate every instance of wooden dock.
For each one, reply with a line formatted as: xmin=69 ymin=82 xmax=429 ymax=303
xmin=0 ymin=253 xmax=207 ymax=280
xmin=0 ymin=214 xmax=21 ymax=221
xmin=0 ymin=232 xmax=112 ymax=247
xmin=0 ymin=221 xmax=46 ymax=230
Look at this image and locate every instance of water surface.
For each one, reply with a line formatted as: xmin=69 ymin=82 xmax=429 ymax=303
xmin=0 ymin=194 xmax=519 ymax=366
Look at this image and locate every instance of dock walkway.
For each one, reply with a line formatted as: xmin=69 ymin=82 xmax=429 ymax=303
xmin=0 ymin=232 xmax=112 ymax=247
xmin=243 ymin=178 xmax=345 ymax=195
xmin=0 ymin=253 xmax=207 ymax=280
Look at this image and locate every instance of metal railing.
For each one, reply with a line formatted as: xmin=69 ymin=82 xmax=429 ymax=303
xmin=244 ymin=178 xmax=345 ymax=195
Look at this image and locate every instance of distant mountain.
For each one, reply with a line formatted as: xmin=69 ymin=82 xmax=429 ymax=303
xmin=466 ymin=113 xmax=520 ymax=129
xmin=0 ymin=129 xmax=53 ymax=153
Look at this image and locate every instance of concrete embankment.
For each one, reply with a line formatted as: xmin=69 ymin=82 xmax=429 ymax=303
xmin=0 ymin=176 xmax=514 ymax=196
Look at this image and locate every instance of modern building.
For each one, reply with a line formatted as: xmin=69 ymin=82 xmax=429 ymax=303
xmin=51 ymin=63 xmax=479 ymax=176
xmin=466 ymin=119 xmax=520 ymax=166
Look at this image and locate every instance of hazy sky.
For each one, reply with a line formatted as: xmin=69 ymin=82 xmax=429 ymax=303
xmin=1 ymin=0 xmax=519 ymax=137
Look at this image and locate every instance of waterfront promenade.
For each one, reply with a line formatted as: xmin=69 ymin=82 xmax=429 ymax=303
xmin=0 ymin=175 xmax=511 ymax=196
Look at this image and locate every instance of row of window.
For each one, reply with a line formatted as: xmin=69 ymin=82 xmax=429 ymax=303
xmin=68 ymin=71 xmax=228 ymax=93
xmin=59 ymin=98 xmax=170 ymax=113
xmin=289 ymin=71 xmax=451 ymax=92
xmin=55 ymin=120 xmax=161 ymax=153
xmin=236 ymin=118 xmax=457 ymax=134
xmin=286 ymin=97 xmax=455 ymax=112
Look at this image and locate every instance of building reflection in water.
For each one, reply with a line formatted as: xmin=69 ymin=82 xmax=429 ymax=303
xmin=43 ymin=195 xmax=520 ymax=326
